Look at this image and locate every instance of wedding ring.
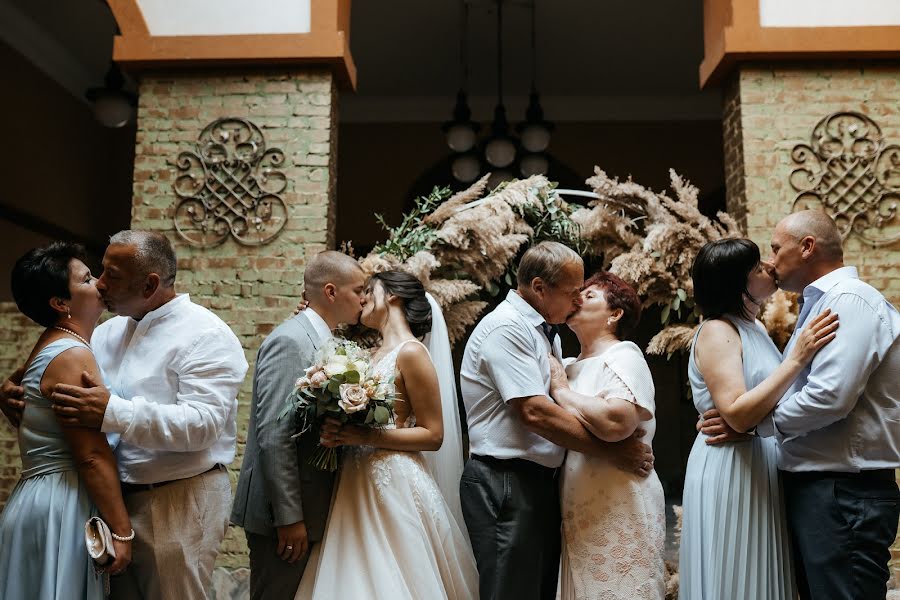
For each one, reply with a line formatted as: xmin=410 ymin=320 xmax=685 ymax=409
xmin=286 ymin=545 xmax=294 ymax=550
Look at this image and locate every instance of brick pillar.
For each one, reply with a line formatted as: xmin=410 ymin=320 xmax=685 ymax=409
xmin=0 ymin=306 xmax=41 ymax=506
xmin=131 ymin=68 xmax=338 ymax=585
xmin=721 ymin=63 xmax=900 ymax=589
xmin=722 ymin=74 xmax=747 ymax=233
xmin=721 ymin=63 xmax=900 ymax=304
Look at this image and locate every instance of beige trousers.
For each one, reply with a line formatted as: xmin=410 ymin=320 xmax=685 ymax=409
xmin=111 ymin=467 xmax=232 ymax=600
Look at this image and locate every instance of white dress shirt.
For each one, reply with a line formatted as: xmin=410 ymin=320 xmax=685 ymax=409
xmin=95 ymin=294 xmax=249 ymax=483
xmin=304 ymin=307 xmax=333 ymax=345
xmin=460 ymin=290 xmax=565 ymax=468
xmin=758 ymin=267 xmax=900 ymax=472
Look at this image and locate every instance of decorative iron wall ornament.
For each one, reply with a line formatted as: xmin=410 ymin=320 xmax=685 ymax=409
xmin=174 ymin=118 xmax=288 ymax=247
xmin=790 ymin=111 xmax=900 ymax=247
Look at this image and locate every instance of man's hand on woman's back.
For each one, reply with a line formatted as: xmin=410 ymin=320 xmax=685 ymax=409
xmin=0 ymin=367 xmax=26 ymax=428
xmin=606 ymin=428 xmax=655 ymax=478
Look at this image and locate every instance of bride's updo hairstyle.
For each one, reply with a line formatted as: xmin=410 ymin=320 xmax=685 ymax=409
xmin=371 ymin=270 xmax=432 ymax=338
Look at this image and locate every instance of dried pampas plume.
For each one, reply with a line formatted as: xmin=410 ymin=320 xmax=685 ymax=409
xmin=353 ymin=166 xmax=758 ymax=353
xmin=355 ymin=173 xmax=559 ymax=344
xmin=359 ymin=253 xmax=400 ymax=276
xmin=401 ymin=251 xmax=440 ymax=284
xmin=646 ymin=325 xmax=698 ymax=357
xmin=444 ymin=300 xmax=490 ymax=345
xmin=759 ymin=289 xmax=799 ymax=351
xmin=424 ymin=174 xmax=490 ymax=226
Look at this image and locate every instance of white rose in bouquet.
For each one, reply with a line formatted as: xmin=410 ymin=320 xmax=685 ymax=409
xmin=349 ymin=360 xmax=369 ymax=378
xmin=338 ymin=383 xmax=369 ymax=414
xmin=324 ymin=354 xmax=351 ymax=377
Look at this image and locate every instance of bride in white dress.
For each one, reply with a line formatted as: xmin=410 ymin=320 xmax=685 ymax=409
xmin=296 ymin=270 xmax=478 ymax=600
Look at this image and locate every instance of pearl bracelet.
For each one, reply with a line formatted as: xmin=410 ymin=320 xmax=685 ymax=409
xmin=111 ymin=528 xmax=136 ymax=542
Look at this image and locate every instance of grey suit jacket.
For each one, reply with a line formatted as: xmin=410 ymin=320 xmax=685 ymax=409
xmin=231 ymin=313 xmax=335 ymax=540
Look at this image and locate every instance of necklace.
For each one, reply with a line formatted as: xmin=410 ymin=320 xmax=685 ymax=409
xmin=54 ymin=326 xmax=90 ymax=347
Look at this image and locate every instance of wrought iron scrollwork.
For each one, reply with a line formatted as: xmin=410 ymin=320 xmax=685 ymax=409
xmin=174 ymin=118 xmax=288 ymax=247
xmin=790 ymin=111 xmax=900 ymax=247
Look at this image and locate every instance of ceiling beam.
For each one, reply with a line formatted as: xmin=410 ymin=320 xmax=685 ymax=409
xmin=339 ymin=93 xmax=723 ymax=124
xmin=0 ymin=1 xmax=97 ymax=105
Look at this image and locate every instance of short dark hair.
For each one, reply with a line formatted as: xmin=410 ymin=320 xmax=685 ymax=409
xmin=692 ymin=238 xmax=760 ymax=320
xmin=583 ymin=271 xmax=642 ymax=339
xmin=370 ymin=270 xmax=432 ymax=338
xmin=11 ymin=241 xmax=88 ymax=328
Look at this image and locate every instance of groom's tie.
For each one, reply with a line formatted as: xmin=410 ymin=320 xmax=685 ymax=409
xmin=540 ymin=322 xmax=559 ymax=345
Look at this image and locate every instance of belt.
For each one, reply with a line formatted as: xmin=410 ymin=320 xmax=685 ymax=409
xmin=120 ymin=464 xmax=224 ymax=495
xmin=782 ymin=468 xmax=896 ymax=483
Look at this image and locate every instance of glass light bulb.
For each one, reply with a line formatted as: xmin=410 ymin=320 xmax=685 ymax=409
xmin=520 ymin=154 xmax=549 ymax=177
xmin=521 ymin=124 xmax=551 ymax=153
xmin=446 ymin=124 xmax=477 ymax=153
xmin=93 ymin=92 xmax=133 ymax=128
xmin=451 ymin=154 xmax=481 ymax=183
xmin=485 ymin=138 xmax=516 ymax=168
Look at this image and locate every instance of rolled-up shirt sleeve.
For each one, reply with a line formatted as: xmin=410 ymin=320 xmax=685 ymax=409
xmin=768 ymin=293 xmax=885 ymax=442
xmin=480 ymin=325 xmax=547 ymax=402
xmin=102 ymin=328 xmax=248 ymax=451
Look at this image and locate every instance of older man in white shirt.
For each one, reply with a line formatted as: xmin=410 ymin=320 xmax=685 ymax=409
xmin=45 ymin=230 xmax=247 ymax=600
xmin=460 ymin=241 xmax=654 ymax=600
xmin=758 ymin=211 xmax=900 ymax=600
xmin=701 ymin=211 xmax=900 ymax=600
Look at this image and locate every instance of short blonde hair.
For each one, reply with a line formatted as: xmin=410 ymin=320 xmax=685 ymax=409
xmin=517 ymin=241 xmax=582 ymax=288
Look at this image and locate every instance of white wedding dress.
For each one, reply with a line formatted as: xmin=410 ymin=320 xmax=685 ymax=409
xmin=296 ymin=338 xmax=479 ymax=600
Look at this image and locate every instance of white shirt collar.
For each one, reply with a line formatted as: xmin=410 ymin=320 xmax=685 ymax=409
xmin=304 ymin=307 xmax=333 ymax=344
xmin=132 ymin=293 xmax=190 ymax=324
xmin=505 ymin=290 xmax=546 ymax=328
xmin=803 ymin=266 xmax=858 ymax=300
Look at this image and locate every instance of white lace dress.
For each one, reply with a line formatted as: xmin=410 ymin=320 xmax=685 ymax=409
xmin=559 ymin=345 xmax=666 ymax=600
xmin=296 ymin=340 xmax=479 ymax=600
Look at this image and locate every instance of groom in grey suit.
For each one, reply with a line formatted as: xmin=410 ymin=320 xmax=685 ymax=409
xmin=231 ymin=251 xmax=366 ymax=599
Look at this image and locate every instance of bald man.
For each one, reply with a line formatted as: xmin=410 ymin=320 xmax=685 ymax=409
xmin=760 ymin=211 xmax=899 ymax=599
xmin=230 ymin=251 xmax=366 ymax=599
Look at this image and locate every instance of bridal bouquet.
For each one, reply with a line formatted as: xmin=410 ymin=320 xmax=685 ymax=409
xmin=280 ymin=338 xmax=397 ymax=471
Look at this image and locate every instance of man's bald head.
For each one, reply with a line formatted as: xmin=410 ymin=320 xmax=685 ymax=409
xmin=779 ymin=210 xmax=843 ymax=262
xmin=769 ymin=210 xmax=844 ymax=292
xmin=304 ymin=251 xmax=364 ymax=302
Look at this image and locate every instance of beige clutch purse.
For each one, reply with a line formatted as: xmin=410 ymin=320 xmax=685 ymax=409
xmin=85 ymin=516 xmax=117 ymax=568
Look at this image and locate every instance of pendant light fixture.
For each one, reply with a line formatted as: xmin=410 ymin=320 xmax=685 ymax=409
xmin=444 ymin=0 xmax=551 ymax=184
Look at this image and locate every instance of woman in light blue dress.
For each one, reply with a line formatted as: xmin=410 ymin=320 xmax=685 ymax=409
xmin=678 ymin=239 xmax=838 ymax=600
xmin=0 ymin=242 xmax=133 ymax=599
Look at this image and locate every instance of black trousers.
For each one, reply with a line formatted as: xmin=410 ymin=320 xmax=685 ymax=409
xmin=782 ymin=469 xmax=900 ymax=600
xmin=459 ymin=455 xmax=561 ymax=600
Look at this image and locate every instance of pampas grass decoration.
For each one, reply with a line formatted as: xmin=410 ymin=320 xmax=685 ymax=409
xmin=424 ymin=174 xmax=490 ymax=226
xmin=354 ymin=166 xmax=763 ymax=353
xmin=646 ymin=325 xmax=698 ymax=357
xmin=759 ymin=289 xmax=798 ymax=351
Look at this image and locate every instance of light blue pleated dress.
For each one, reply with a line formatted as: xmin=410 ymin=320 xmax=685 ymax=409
xmin=0 ymin=339 xmax=103 ymax=600
xmin=679 ymin=315 xmax=796 ymax=600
